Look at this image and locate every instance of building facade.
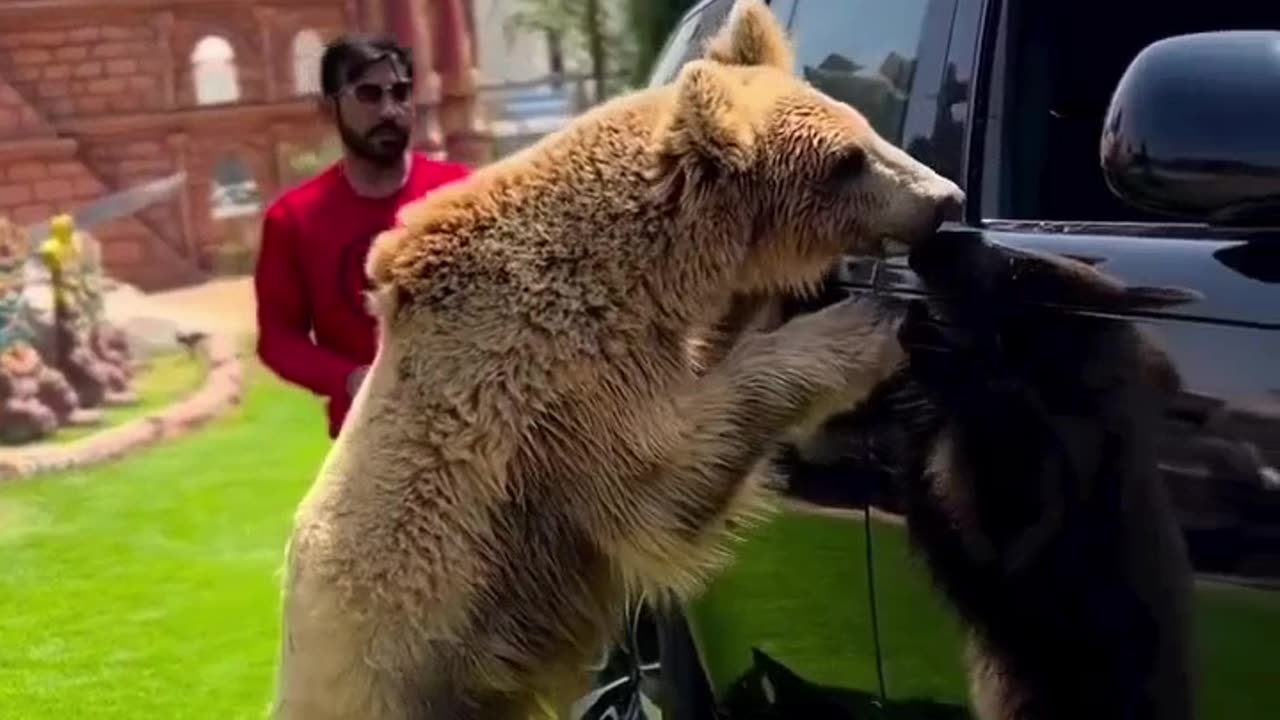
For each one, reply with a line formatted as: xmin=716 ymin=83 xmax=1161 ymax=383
xmin=0 ymin=0 xmax=485 ymax=291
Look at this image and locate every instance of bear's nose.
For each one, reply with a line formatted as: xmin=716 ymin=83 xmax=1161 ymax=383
xmin=933 ymin=190 xmax=965 ymax=228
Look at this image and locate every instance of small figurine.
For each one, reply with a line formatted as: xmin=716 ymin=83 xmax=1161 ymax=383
xmin=0 ymin=216 xmax=98 ymax=443
xmin=34 ymin=214 xmax=134 ymax=409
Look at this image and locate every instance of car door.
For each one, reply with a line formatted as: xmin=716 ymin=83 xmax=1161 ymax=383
xmin=644 ymin=0 xmax=976 ymax=715
xmin=863 ymin=1 xmax=1280 ymax=717
xmin=641 ymin=5 xmax=887 ymax=717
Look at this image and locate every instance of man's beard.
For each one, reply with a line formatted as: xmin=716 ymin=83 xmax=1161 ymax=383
xmin=338 ymin=115 xmax=409 ymax=167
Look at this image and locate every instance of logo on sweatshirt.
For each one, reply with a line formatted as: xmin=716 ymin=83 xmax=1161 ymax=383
xmin=336 ymin=230 xmax=379 ymax=319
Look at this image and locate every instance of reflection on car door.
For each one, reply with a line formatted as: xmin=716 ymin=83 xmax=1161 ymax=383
xmin=676 ymin=0 xmax=971 ymax=715
xmin=865 ymin=1 xmax=1280 ymax=717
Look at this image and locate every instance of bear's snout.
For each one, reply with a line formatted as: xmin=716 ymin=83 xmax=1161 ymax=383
xmin=932 ymin=190 xmax=965 ymax=230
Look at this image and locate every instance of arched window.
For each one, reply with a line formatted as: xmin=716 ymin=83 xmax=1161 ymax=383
xmin=209 ymin=154 xmax=261 ymax=219
xmin=191 ymin=35 xmax=240 ymax=105
xmin=292 ymin=29 xmax=324 ymax=96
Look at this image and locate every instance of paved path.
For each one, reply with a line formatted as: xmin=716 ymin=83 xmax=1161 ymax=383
xmin=106 ymin=276 xmax=257 ymax=338
xmin=23 ymin=276 xmax=258 ymax=356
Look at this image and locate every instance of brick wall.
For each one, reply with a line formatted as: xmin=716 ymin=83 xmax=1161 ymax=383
xmin=79 ymin=137 xmax=185 ymax=258
xmin=0 ymin=77 xmax=56 ymax=140
xmin=0 ymin=2 xmax=354 ymax=290
xmin=0 ymin=20 xmax=183 ymax=288
xmin=0 ymin=20 xmax=182 ymax=288
xmin=0 ymin=148 xmax=162 ymax=273
xmin=0 ymin=26 xmax=166 ymax=122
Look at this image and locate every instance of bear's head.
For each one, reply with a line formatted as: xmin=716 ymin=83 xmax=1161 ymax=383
xmin=651 ymin=0 xmax=965 ymax=294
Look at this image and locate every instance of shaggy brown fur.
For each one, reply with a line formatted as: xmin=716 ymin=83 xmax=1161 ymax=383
xmin=851 ymin=234 xmax=1200 ymax=720
xmin=270 ymin=1 xmax=962 ymax=718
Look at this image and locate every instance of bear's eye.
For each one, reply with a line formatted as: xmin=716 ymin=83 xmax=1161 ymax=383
xmin=827 ymin=147 xmax=866 ymax=184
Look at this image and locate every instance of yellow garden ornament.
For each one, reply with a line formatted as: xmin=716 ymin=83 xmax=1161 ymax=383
xmin=40 ymin=213 xmax=79 ymax=271
xmin=51 ymin=212 xmax=74 ymax=241
xmin=38 ymin=212 xmax=94 ymax=365
xmin=41 ymin=213 xmax=96 ymax=312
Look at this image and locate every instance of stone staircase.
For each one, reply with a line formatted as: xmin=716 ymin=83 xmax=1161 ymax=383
xmin=0 ymin=72 xmax=199 ymax=290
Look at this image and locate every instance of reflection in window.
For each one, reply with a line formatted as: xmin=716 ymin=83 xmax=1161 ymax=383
xmin=192 ymin=36 xmax=241 ymax=105
xmin=789 ymin=0 xmax=931 ymax=143
xmin=645 ymin=12 xmax=700 ymax=87
xmin=292 ymin=29 xmax=324 ymax=96
xmin=209 ymin=155 xmax=261 ymax=219
xmin=645 ymin=0 xmax=738 ymax=88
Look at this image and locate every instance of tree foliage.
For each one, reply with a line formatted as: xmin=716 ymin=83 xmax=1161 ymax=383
xmin=505 ymin=0 xmax=636 ymax=99
xmin=505 ymin=0 xmax=699 ymax=99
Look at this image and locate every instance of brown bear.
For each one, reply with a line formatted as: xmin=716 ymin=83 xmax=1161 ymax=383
xmin=825 ymin=234 xmax=1198 ymax=720
xmin=270 ymin=2 xmax=963 ymax=718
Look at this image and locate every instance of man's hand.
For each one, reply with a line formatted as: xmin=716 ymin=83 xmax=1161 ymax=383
xmin=346 ymin=365 xmax=370 ymax=399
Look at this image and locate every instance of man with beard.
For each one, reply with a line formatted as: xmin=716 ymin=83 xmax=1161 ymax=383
xmin=254 ymin=34 xmax=471 ymax=438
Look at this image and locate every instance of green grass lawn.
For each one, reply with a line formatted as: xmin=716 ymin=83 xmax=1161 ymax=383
xmin=0 ymin=358 xmax=329 ymax=719
xmin=3 ymin=354 xmax=1279 ymax=719
xmin=690 ymin=508 xmax=1280 ymax=719
xmin=53 ymin=352 xmax=211 ymax=444
xmin=690 ymin=509 xmax=882 ymax=695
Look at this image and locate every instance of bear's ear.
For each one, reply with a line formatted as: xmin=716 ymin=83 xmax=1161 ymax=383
xmin=704 ymin=0 xmax=794 ymax=73
xmin=654 ymin=61 xmax=756 ymax=176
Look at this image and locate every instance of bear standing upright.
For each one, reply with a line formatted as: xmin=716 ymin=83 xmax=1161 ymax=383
xmin=271 ymin=1 xmax=964 ymax=718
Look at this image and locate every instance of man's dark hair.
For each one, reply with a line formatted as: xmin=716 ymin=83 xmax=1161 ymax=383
xmin=319 ymin=33 xmax=414 ymax=97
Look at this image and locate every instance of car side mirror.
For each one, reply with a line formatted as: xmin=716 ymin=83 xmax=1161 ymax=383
xmin=1100 ymin=31 xmax=1280 ymax=226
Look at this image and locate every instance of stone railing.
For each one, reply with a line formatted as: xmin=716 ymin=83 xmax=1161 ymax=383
xmin=0 ymin=333 xmax=243 ymax=481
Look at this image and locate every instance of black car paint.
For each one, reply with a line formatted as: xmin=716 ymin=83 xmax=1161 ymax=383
xmin=613 ymin=1 xmax=1280 ymax=719
xmin=1098 ymin=30 xmax=1280 ymax=224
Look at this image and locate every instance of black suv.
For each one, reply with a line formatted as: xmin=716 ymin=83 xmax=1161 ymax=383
xmin=571 ymin=1 xmax=1280 ymax=718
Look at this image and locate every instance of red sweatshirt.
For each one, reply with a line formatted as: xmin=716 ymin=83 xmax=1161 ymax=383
xmin=254 ymin=152 xmax=471 ymax=438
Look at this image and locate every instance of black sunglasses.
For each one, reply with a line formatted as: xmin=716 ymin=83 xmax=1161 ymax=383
xmin=343 ymin=81 xmax=413 ymax=105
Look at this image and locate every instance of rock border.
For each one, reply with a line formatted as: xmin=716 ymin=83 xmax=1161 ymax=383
xmin=0 ymin=334 xmax=244 ymax=481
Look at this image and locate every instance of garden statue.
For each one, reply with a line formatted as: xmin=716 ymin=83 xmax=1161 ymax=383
xmin=36 ymin=214 xmax=135 ymax=409
xmin=73 ymin=221 xmax=137 ymax=382
xmin=39 ymin=213 xmax=87 ymax=364
xmin=0 ymin=343 xmax=58 ymax=444
xmin=0 ymin=215 xmax=31 ymax=352
xmin=0 ymin=216 xmax=97 ymax=444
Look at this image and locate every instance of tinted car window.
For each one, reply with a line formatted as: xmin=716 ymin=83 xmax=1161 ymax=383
xmin=789 ymin=0 xmax=933 ymax=144
xmin=984 ymin=0 xmax=1280 ymax=222
xmin=646 ymin=0 xmax=737 ymax=88
xmin=645 ymin=11 xmax=701 ymax=87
